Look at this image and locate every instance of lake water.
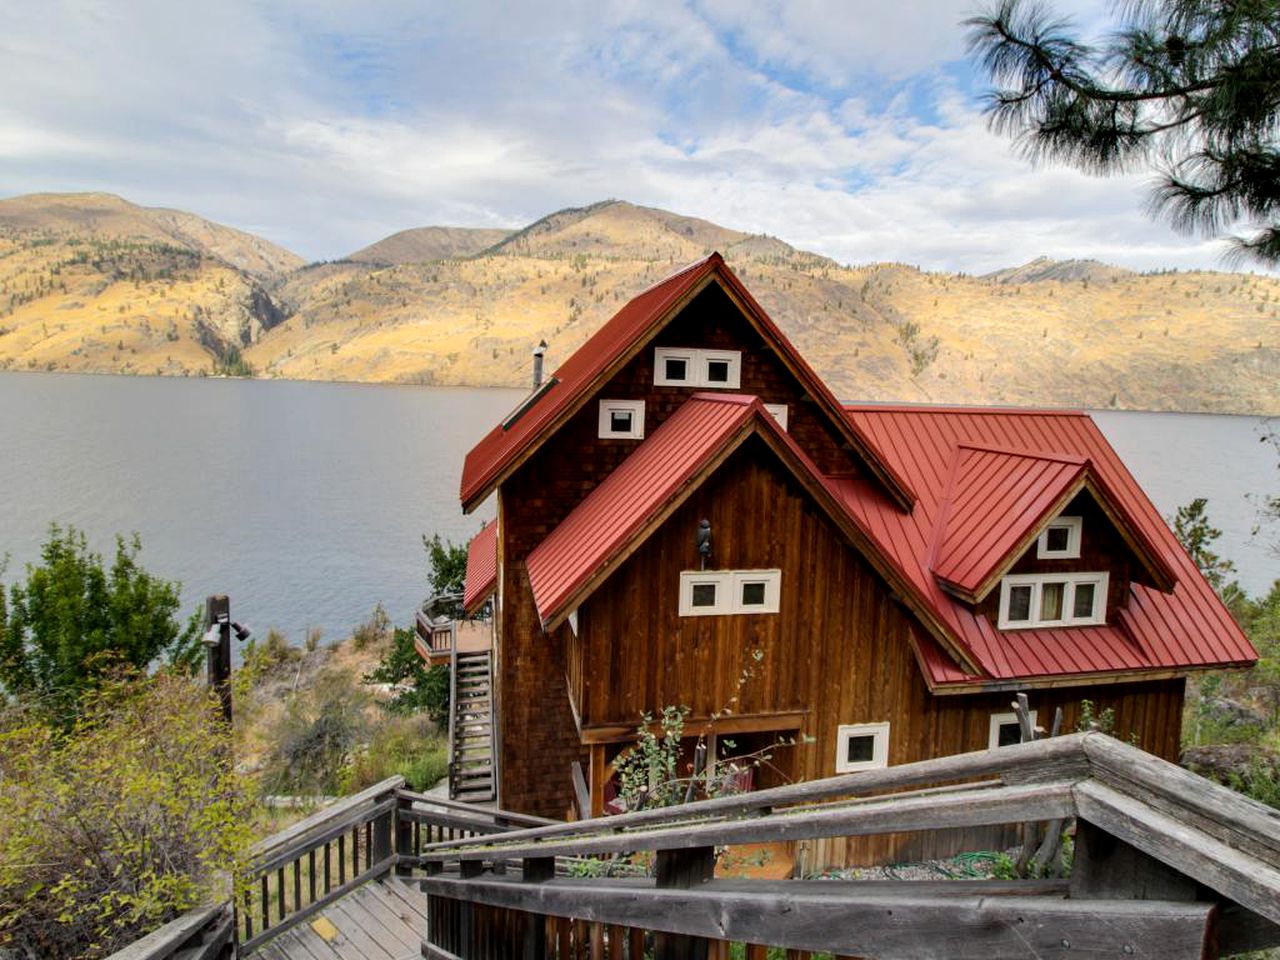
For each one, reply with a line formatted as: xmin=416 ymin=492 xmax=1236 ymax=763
xmin=0 ymin=373 xmax=1275 ymax=653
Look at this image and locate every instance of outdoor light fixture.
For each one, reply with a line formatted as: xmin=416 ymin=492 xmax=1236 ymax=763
xmin=696 ymin=518 xmax=712 ymax=570
xmin=232 ymin=622 xmax=252 ymax=642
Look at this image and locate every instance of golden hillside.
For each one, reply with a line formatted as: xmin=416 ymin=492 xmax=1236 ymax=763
xmin=1 ymin=194 xmax=1276 ymax=414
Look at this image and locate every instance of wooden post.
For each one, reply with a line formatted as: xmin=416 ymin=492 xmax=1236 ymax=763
xmin=205 ymin=595 xmax=232 ymax=723
xmin=394 ymin=794 xmax=415 ymax=877
xmin=1070 ymin=818 xmax=1198 ymax=902
xmin=522 ymin=857 xmax=555 ymax=960
xmin=654 ymin=846 xmax=716 ymax=960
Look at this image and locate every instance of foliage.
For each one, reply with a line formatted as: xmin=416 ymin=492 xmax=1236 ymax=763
xmin=340 ymin=712 xmax=449 ymax=793
xmin=352 ymin=602 xmax=391 ymax=651
xmin=233 ymin=627 xmax=301 ymax=697
xmin=423 ymin=533 xmax=468 ymax=616
xmin=1076 ymin=698 xmax=1118 ymax=736
xmin=1227 ymin=756 xmax=1280 ymax=810
xmin=0 ymin=524 xmax=201 ymax=722
xmin=1171 ymin=497 xmax=1244 ymax=604
xmin=211 ymin=345 xmax=253 ymax=377
xmin=261 ymin=668 xmax=370 ymax=796
xmin=967 ymin=0 xmax=1280 ymax=262
xmin=614 ymin=705 xmax=690 ymax=811
xmin=363 ymin=625 xmax=451 ymax=721
xmin=0 ymin=673 xmax=250 ymax=959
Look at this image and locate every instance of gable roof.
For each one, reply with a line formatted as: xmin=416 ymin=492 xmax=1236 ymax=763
xmin=462 ymin=522 xmax=498 ymax=616
xmin=459 ymin=253 xmax=914 ymax=512
xmin=838 ymin=405 xmax=1255 ymax=690
xmin=930 ymin=443 xmax=1176 ymax=603
xmin=524 ymin=394 xmax=970 ymax=671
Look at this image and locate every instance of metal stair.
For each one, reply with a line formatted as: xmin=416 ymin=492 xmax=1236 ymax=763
xmin=448 ymin=649 xmax=495 ymax=803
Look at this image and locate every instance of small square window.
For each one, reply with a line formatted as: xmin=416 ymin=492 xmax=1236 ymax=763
xmin=740 ymin=581 xmax=766 ymax=606
xmin=665 ymin=357 xmax=688 ymax=381
xmin=597 ymin=399 xmax=644 ymax=439
xmin=835 ymin=722 xmax=889 ymax=773
xmin=988 ymin=710 xmax=1036 ymax=749
xmin=654 ymin=347 xmax=741 ymax=388
xmin=691 ymin=583 xmax=718 ymax=607
xmin=1037 ymin=516 xmax=1082 ymax=559
xmin=706 ymin=359 xmax=730 ymax=383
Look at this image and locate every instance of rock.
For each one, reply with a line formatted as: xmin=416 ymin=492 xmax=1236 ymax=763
xmin=1180 ymin=743 xmax=1279 ymax=784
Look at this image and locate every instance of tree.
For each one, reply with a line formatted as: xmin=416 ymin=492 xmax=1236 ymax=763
xmin=0 ymin=524 xmax=200 ymax=720
xmin=424 ymin=532 xmax=468 ymax=611
xmin=967 ymin=0 xmax=1280 ymax=263
xmin=1170 ymin=497 xmax=1242 ymax=600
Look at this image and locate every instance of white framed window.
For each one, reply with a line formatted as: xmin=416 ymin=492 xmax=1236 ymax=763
xmin=988 ymin=710 xmax=1036 ymax=749
xmin=679 ymin=569 xmax=781 ymax=616
xmin=597 ymin=399 xmax=645 ymax=439
xmin=763 ymin=403 xmax=788 ymax=430
xmin=1037 ymin=516 xmax=1082 ymax=559
xmin=835 ymin=722 xmax=890 ymax=773
xmin=654 ymin=347 xmax=742 ymax=389
xmin=998 ymin=572 xmax=1108 ymax=629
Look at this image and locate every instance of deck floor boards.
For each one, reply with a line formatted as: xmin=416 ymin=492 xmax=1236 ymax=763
xmin=251 ymin=877 xmax=427 ymax=960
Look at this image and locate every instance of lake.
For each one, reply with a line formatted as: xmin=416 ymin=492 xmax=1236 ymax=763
xmin=0 ymin=372 xmax=1275 ymax=651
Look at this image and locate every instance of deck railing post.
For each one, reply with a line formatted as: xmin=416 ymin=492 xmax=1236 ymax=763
xmin=394 ymin=792 xmax=416 ymax=877
xmin=654 ymin=846 xmax=716 ymax=960
xmin=521 ymin=857 xmax=555 ymax=960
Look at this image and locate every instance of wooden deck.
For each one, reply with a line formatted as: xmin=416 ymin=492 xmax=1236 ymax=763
xmin=254 ymin=877 xmax=427 ymax=960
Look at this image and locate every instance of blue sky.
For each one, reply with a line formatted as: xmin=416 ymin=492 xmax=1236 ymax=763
xmin=0 ymin=0 xmax=1255 ymax=272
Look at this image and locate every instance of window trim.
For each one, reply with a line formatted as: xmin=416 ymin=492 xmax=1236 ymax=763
xmin=597 ymin=399 xmax=645 ymax=439
xmin=763 ymin=403 xmax=788 ymax=430
xmin=653 ymin=347 xmax=742 ymax=389
xmin=988 ymin=710 xmax=1036 ymax=749
xmin=679 ymin=569 xmax=781 ymax=616
xmin=997 ymin=572 xmax=1109 ymax=629
xmin=1037 ymin=515 xmax=1082 ymax=559
xmin=835 ymin=722 xmax=890 ymax=773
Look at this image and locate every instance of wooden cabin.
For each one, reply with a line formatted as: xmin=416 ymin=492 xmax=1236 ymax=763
xmin=450 ymin=253 xmax=1256 ymax=866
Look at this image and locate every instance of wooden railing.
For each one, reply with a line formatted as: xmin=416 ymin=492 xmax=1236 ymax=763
xmin=238 ymin=777 xmax=552 ymax=955
xmin=104 ymin=904 xmax=234 ymax=960
xmin=416 ymin=733 xmax=1280 ymax=960
xmin=416 ymin=610 xmax=456 ymax=659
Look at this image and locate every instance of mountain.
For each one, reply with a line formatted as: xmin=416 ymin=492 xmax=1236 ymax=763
xmin=347 ymin=226 xmax=513 ymax=265
xmin=0 ymin=194 xmax=1275 ymax=415
xmin=0 ymin=192 xmax=303 ymax=279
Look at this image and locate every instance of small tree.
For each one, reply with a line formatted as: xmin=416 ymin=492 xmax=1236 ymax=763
xmin=0 ymin=524 xmax=200 ymax=721
xmin=1171 ymin=497 xmax=1240 ymax=596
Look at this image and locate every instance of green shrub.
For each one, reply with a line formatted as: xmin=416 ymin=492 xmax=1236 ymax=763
xmin=0 ymin=674 xmax=250 ymax=959
xmin=341 ymin=713 xmax=448 ymax=793
xmin=261 ymin=669 xmax=370 ymax=795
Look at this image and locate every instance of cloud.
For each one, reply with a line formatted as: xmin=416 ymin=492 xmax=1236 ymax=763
xmin=0 ymin=0 xmax=1261 ymax=274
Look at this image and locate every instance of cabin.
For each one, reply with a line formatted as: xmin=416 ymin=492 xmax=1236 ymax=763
xmin=439 ymin=253 xmax=1255 ymax=866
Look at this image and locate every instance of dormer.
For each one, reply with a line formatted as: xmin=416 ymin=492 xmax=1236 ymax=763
xmin=929 ymin=444 xmax=1177 ymax=632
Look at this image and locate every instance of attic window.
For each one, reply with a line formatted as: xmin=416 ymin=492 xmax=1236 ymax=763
xmin=1037 ymin=516 xmax=1082 ymax=559
xmin=679 ymin=569 xmax=781 ymax=616
xmin=654 ymin=348 xmax=742 ymax=389
xmin=598 ymin=399 xmax=645 ymax=439
xmin=998 ymin=572 xmax=1108 ymax=629
xmin=835 ymin=722 xmax=890 ymax=773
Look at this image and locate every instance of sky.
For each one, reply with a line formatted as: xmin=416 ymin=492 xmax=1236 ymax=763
xmin=0 ymin=0 xmax=1260 ymax=273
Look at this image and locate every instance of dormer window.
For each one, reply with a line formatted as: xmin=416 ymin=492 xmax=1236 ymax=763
xmin=1037 ymin=516 xmax=1082 ymax=559
xmin=654 ymin=348 xmax=741 ymax=389
xmin=679 ymin=569 xmax=781 ymax=616
xmin=998 ymin=572 xmax=1108 ymax=629
xmin=598 ymin=399 xmax=645 ymax=439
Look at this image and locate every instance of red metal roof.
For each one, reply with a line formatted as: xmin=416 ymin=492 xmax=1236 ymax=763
xmin=526 ymin=394 xmax=763 ymax=628
xmin=463 ymin=522 xmax=497 ymax=615
xmin=931 ymin=444 xmax=1088 ymax=598
xmin=459 ymin=253 xmax=913 ymax=511
xmin=838 ymin=405 xmax=1256 ymax=687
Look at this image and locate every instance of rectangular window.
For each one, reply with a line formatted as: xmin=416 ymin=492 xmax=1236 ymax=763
xmin=679 ymin=569 xmax=781 ymax=616
xmin=654 ymin=347 xmax=741 ymax=389
xmin=835 ymin=722 xmax=890 ymax=773
xmin=988 ymin=710 xmax=1036 ymax=749
xmin=763 ymin=403 xmax=788 ymax=430
xmin=1037 ymin=516 xmax=1082 ymax=559
xmin=597 ymin=399 xmax=645 ymax=439
xmin=997 ymin=572 xmax=1108 ymax=629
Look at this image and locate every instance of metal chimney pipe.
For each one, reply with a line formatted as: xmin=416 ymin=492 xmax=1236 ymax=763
xmin=532 ymin=340 xmax=548 ymax=389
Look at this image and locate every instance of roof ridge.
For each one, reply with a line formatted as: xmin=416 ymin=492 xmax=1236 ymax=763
xmin=630 ymin=252 xmax=720 ymax=298
xmin=845 ymin=403 xmax=1088 ymax=417
xmin=956 ymin=441 xmax=1088 ymax=465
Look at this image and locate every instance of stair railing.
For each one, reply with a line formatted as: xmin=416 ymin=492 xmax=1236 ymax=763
xmin=447 ymin=616 xmax=459 ymax=797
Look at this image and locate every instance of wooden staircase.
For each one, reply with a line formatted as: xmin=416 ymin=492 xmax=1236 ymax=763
xmin=449 ymin=649 xmax=496 ymax=803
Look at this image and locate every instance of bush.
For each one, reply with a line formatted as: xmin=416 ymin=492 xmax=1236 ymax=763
xmin=341 ymin=713 xmax=449 ymax=793
xmin=0 ymin=673 xmax=250 ymax=959
xmin=364 ymin=626 xmax=451 ymax=722
xmin=260 ymin=669 xmax=370 ymax=796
